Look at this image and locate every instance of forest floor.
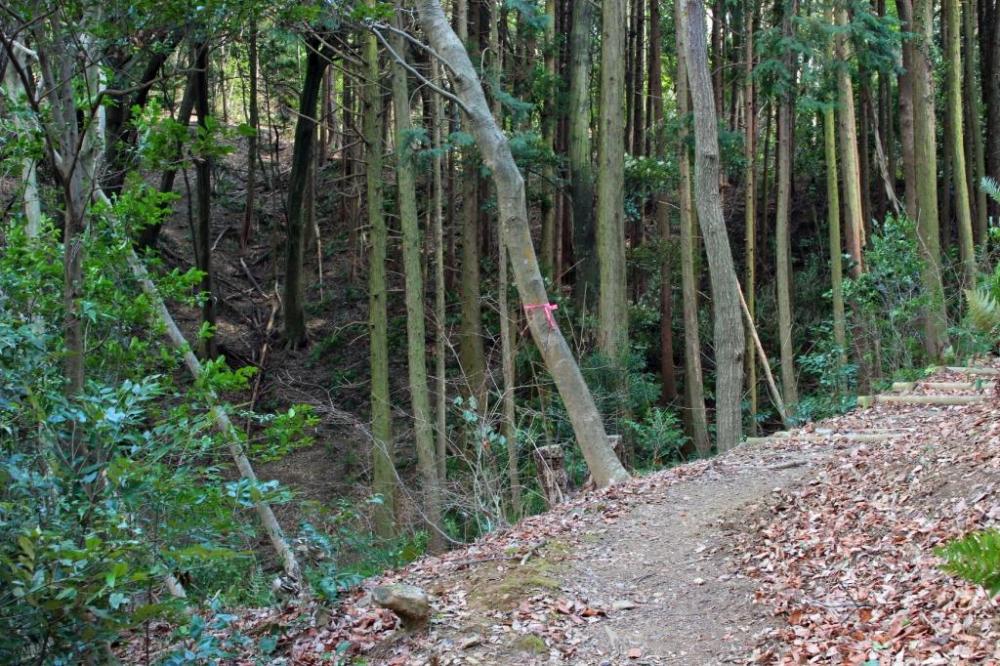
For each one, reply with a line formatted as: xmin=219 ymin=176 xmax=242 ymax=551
xmin=141 ymin=365 xmax=1000 ymax=665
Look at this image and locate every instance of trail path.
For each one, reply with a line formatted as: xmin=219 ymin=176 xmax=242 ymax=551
xmin=250 ymin=366 xmax=1000 ymax=665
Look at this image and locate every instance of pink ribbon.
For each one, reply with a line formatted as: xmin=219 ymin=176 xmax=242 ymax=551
xmin=524 ymin=302 xmax=559 ymax=330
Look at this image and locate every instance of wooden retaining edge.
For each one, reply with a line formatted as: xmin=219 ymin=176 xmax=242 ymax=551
xmin=857 ymin=394 xmax=985 ymax=408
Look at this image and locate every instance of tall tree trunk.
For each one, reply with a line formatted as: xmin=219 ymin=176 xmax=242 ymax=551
xmin=568 ymin=0 xmax=598 ymax=311
xmin=650 ymin=0 xmax=677 ymax=404
xmin=675 ymin=0 xmax=711 ymax=455
xmin=458 ymin=1 xmax=487 ymax=411
xmin=631 ymin=0 xmax=645 ymax=155
xmin=963 ymin=0 xmax=988 ymax=244
xmin=193 ymin=43 xmax=216 ymax=359
xmin=898 ymin=0 xmax=918 ymax=220
xmin=910 ymin=0 xmax=950 ymax=358
xmin=946 ymin=0 xmax=976 ymax=283
xmin=774 ymin=1 xmax=798 ymax=411
xmin=416 ymin=0 xmax=629 ymax=487
xmin=364 ymin=16 xmax=396 ymax=537
xmin=282 ymin=36 xmax=326 ymax=347
xmin=597 ymin=0 xmax=630 ymax=372
xmin=983 ymin=0 xmax=1000 ymax=215
xmin=242 ymin=15 xmax=259 ymax=249
xmin=540 ymin=0 xmax=558 ymax=278
xmin=682 ymin=0 xmax=746 ymax=451
xmin=824 ymin=13 xmax=849 ymax=384
xmin=743 ymin=0 xmax=757 ymax=432
xmin=390 ymin=17 xmax=442 ymax=551
xmin=836 ymin=4 xmax=866 ymax=276
xmin=431 ymin=59 xmax=449 ymax=489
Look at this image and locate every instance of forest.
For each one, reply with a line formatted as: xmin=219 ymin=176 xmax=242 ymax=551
xmin=2 ymin=0 xmax=1000 ymax=662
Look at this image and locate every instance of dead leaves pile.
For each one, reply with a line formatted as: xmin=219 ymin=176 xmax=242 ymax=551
xmin=739 ymin=393 xmax=1000 ymax=664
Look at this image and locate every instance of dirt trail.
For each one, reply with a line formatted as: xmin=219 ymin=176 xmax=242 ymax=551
xmin=270 ymin=365 xmax=1000 ymax=665
xmin=564 ymin=451 xmax=822 ymax=664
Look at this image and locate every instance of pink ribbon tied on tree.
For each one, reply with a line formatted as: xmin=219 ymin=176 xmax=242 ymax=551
xmin=523 ymin=302 xmax=559 ymax=330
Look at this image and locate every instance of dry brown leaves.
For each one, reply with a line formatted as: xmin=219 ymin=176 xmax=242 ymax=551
xmin=739 ymin=369 xmax=1000 ymax=665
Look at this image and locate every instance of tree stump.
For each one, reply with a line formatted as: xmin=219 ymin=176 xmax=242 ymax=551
xmin=534 ymin=444 xmax=569 ymax=506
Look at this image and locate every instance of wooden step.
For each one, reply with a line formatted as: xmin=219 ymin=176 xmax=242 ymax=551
xmin=944 ymin=366 xmax=1000 ymax=376
xmin=891 ymin=381 xmax=980 ymax=392
xmin=857 ymin=394 xmax=985 ymax=408
xmin=745 ymin=431 xmax=905 ymax=445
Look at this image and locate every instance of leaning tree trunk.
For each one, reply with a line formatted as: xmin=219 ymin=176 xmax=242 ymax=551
xmin=415 ymin=0 xmax=629 ymax=487
xmin=389 ymin=15 xmax=443 ymax=552
xmin=681 ymin=0 xmax=745 ymax=452
xmin=283 ymin=35 xmax=327 ymax=347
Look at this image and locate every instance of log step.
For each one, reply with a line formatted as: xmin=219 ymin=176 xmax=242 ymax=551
xmin=745 ymin=431 xmax=906 ymax=445
xmin=857 ymin=394 xmax=985 ymax=407
xmin=890 ymin=381 xmax=981 ymax=392
xmin=944 ymin=366 xmax=1000 ymax=376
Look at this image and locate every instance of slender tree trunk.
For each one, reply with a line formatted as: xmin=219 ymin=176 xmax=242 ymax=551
xmin=743 ymin=0 xmax=757 ymax=431
xmin=242 ymin=15 xmax=259 ymax=249
xmin=946 ymin=0 xmax=976 ymax=283
xmin=631 ymin=0 xmax=645 ymax=155
xmin=650 ymin=0 xmax=677 ymax=404
xmin=983 ymin=0 xmax=1000 ymax=214
xmin=457 ymin=2 xmax=487 ymax=411
xmin=416 ymin=0 xmax=629 ymax=487
xmin=963 ymin=0 xmax=988 ymax=244
xmin=540 ymin=0 xmax=558 ymax=278
xmin=835 ymin=5 xmax=866 ymax=277
xmin=568 ymin=0 xmax=598 ymax=311
xmin=193 ymin=43 xmax=216 ymax=359
xmin=282 ymin=36 xmax=326 ymax=347
xmin=898 ymin=0 xmax=918 ymax=220
xmin=774 ymin=1 xmax=798 ymax=411
xmin=674 ymin=0 xmax=711 ymax=455
xmin=2 ymin=45 xmax=42 ymax=237
xmin=364 ymin=15 xmax=396 ymax=536
xmin=390 ymin=17 xmax=442 ymax=550
xmin=910 ymin=0 xmax=950 ymax=358
xmin=682 ymin=0 xmax=745 ymax=451
xmin=431 ymin=59 xmax=449 ymax=489
xmin=824 ymin=16 xmax=849 ymax=382
xmin=597 ymin=0 xmax=629 ymax=371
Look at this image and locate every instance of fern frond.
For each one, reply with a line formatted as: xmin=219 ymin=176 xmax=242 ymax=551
xmin=964 ymin=288 xmax=1000 ymax=335
xmin=982 ymin=177 xmax=1000 ymax=206
xmin=937 ymin=529 xmax=1000 ymax=596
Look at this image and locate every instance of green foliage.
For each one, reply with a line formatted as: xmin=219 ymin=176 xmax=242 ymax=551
xmin=0 ymin=200 xmax=274 ymax=662
xmin=622 ymin=408 xmax=687 ymax=469
xmin=844 ymin=215 xmax=929 ymax=374
xmin=937 ymin=529 xmax=1000 ymax=596
xmin=248 ymin=404 xmax=320 ymax=462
